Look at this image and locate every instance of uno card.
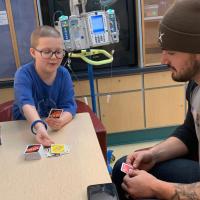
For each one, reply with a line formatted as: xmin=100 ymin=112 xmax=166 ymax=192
xmin=25 ymin=144 xmax=41 ymax=153
xmin=51 ymin=144 xmax=66 ymax=154
xmin=50 ymin=144 xmax=70 ymax=154
xmin=24 ymin=144 xmax=44 ymax=160
xmin=48 ymin=108 xmax=63 ymax=118
xmin=44 ymin=144 xmax=70 ymax=158
xmin=43 ymin=144 xmax=70 ymax=158
xmin=121 ymin=162 xmax=133 ymax=174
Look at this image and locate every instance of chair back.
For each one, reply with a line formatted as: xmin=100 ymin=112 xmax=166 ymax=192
xmin=0 ymin=100 xmax=14 ymax=122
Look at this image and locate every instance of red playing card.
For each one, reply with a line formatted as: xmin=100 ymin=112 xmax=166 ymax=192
xmin=24 ymin=144 xmax=44 ymax=160
xmin=120 ymin=162 xmax=133 ymax=174
xmin=48 ymin=109 xmax=63 ymax=118
xmin=25 ymin=144 xmax=41 ymax=153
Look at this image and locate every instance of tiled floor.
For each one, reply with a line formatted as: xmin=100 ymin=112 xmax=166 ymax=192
xmin=108 ymin=141 xmax=161 ymax=166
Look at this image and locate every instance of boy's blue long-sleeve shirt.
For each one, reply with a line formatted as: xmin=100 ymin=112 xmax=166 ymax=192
xmin=13 ymin=61 xmax=77 ymax=120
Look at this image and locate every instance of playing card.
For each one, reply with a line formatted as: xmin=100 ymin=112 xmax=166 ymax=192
xmin=120 ymin=162 xmax=133 ymax=174
xmin=44 ymin=144 xmax=70 ymax=157
xmin=48 ymin=108 xmax=63 ymax=118
xmin=51 ymin=144 xmax=66 ymax=154
xmin=24 ymin=144 xmax=44 ymax=160
xmin=25 ymin=144 xmax=41 ymax=153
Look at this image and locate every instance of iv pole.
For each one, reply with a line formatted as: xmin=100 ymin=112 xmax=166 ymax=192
xmin=69 ymin=0 xmax=113 ymax=113
xmin=69 ymin=49 xmax=113 ymax=113
xmin=87 ymin=52 xmax=97 ymax=113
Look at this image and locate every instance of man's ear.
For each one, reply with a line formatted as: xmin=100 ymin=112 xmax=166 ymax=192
xmin=30 ymin=48 xmax=36 ymax=58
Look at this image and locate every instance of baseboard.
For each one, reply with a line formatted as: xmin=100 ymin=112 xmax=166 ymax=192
xmin=107 ymin=126 xmax=178 ymax=146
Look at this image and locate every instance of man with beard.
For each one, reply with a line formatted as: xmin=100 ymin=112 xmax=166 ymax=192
xmin=112 ymin=0 xmax=200 ymax=199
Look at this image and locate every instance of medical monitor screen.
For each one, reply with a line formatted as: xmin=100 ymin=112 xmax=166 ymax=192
xmin=91 ymin=15 xmax=105 ymax=33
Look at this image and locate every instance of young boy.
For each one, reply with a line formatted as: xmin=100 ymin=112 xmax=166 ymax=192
xmin=13 ymin=25 xmax=77 ymax=146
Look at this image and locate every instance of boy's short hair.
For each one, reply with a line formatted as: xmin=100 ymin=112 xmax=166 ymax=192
xmin=31 ymin=25 xmax=61 ymax=48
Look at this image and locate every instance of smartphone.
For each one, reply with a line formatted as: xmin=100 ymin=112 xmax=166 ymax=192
xmin=87 ymin=183 xmax=119 ymax=200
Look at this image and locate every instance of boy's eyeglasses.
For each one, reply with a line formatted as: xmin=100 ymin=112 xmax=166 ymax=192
xmin=34 ymin=48 xmax=66 ymax=59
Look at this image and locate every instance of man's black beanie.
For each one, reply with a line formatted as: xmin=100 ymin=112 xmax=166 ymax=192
xmin=159 ymin=0 xmax=200 ymax=53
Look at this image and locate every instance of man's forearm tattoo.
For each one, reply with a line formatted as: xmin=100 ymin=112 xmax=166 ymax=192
xmin=171 ymin=183 xmax=200 ymax=200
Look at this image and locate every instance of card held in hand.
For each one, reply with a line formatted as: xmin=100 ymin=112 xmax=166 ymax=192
xmin=121 ymin=162 xmax=133 ymax=174
xmin=48 ymin=108 xmax=63 ymax=118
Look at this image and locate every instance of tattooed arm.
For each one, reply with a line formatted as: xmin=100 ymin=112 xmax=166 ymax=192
xmin=122 ymin=169 xmax=200 ymax=200
xmin=172 ymin=183 xmax=200 ymax=200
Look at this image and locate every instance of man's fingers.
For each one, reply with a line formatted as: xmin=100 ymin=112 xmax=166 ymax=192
xmin=126 ymin=154 xmax=135 ymax=164
xmin=128 ymin=169 xmax=140 ymax=177
xmin=123 ymin=174 xmax=132 ymax=184
xmin=121 ymin=182 xmax=128 ymax=192
xmin=132 ymin=155 xmax=143 ymax=169
xmin=126 ymin=152 xmax=142 ymax=168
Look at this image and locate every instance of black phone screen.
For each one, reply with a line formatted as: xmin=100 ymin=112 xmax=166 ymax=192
xmin=87 ymin=183 xmax=119 ymax=200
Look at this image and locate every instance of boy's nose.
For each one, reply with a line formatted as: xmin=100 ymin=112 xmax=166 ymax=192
xmin=51 ymin=53 xmax=57 ymax=59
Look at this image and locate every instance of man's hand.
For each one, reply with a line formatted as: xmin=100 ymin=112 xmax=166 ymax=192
xmin=122 ymin=169 xmax=176 ymax=200
xmin=122 ymin=170 xmax=158 ymax=199
xmin=126 ymin=150 xmax=156 ymax=170
xmin=35 ymin=126 xmax=54 ymax=146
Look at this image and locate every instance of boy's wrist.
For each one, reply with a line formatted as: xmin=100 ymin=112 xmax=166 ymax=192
xmin=31 ymin=120 xmax=47 ymax=135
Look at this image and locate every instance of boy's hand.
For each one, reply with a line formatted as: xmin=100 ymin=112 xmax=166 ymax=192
xmin=35 ymin=126 xmax=54 ymax=146
xmin=45 ymin=111 xmax=73 ymax=130
xmin=45 ymin=117 xmax=64 ymax=130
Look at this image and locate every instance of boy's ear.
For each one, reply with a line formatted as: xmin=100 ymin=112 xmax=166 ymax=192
xmin=30 ymin=48 xmax=36 ymax=58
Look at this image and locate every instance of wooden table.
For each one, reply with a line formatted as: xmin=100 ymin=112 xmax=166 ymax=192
xmin=0 ymin=113 xmax=111 ymax=200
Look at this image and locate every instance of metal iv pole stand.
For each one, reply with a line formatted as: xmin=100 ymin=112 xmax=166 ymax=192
xmin=87 ymin=49 xmax=97 ymax=114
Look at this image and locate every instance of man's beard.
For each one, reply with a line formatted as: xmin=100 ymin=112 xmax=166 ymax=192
xmin=171 ymin=60 xmax=200 ymax=82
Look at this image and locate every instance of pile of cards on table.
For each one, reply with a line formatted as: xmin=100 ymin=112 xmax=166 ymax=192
xmin=24 ymin=144 xmax=44 ymax=160
xmin=24 ymin=144 xmax=70 ymax=160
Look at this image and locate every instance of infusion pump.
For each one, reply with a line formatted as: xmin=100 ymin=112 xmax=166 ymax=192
xmin=56 ymin=9 xmax=119 ymax=52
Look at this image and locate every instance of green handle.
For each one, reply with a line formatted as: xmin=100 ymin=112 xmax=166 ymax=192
xmin=68 ymin=49 xmax=113 ymax=65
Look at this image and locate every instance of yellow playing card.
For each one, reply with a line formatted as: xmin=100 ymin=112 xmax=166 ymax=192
xmin=50 ymin=144 xmax=66 ymax=154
